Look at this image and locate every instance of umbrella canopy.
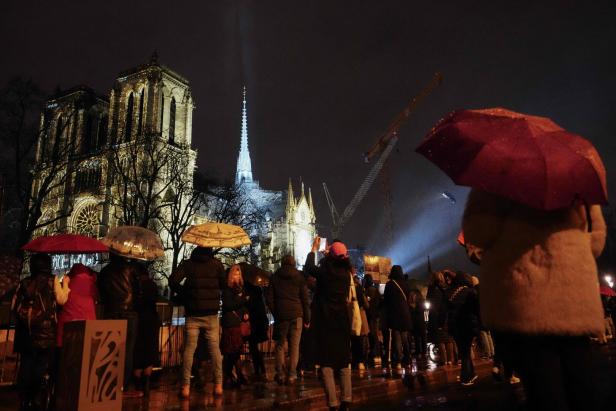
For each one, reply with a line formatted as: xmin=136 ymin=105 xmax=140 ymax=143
xmin=416 ymin=108 xmax=608 ymax=210
xmin=600 ymin=285 xmax=616 ymax=297
xmin=22 ymin=234 xmax=109 ymax=254
xmin=101 ymin=226 xmax=164 ymax=261
xmin=181 ymin=223 xmax=251 ymax=248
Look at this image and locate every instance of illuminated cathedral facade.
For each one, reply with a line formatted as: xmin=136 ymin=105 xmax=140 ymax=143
xmin=31 ymin=55 xmax=316 ymax=276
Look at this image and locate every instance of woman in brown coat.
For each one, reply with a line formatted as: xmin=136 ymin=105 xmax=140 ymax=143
xmin=462 ymin=188 xmax=606 ymax=411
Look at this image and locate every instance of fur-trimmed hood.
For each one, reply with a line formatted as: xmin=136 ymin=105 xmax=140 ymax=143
xmin=462 ymin=189 xmax=606 ymax=336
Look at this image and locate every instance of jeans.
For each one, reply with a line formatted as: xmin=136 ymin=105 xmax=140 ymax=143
xmin=274 ymin=318 xmax=302 ymax=379
xmin=391 ymin=330 xmax=409 ymax=364
xmin=18 ymin=346 xmax=54 ymax=407
xmin=183 ymin=315 xmax=223 ymax=385
xmin=479 ymin=330 xmax=495 ymax=358
xmin=322 ymin=366 xmax=352 ymax=407
xmin=453 ymin=333 xmax=475 ymax=382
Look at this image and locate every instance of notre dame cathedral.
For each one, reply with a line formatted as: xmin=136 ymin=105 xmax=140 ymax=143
xmin=32 ymin=54 xmax=317 ymax=277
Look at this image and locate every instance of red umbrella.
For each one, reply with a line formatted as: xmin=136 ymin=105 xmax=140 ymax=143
xmin=22 ymin=234 xmax=109 ymax=254
xmin=600 ymin=285 xmax=616 ymax=297
xmin=416 ymin=108 xmax=608 ymax=210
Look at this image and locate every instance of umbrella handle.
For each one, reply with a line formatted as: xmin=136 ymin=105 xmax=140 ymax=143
xmin=584 ymin=203 xmax=592 ymax=233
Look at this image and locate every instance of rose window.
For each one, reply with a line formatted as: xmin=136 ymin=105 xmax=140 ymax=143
xmin=73 ymin=203 xmax=101 ymax=236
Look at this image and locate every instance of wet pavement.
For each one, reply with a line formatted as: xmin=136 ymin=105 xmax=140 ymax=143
xmin=0 ymin=343 xmax=614 ymax=410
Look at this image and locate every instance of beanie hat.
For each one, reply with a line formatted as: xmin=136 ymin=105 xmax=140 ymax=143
xmin=329 ymin=241 xmax=348 ymax=258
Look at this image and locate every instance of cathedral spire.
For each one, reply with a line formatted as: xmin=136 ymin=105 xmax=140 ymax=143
xmin=235 ymin=86 xmax=254 ymax=186
xmin=308 ymin=187 xmax=314 ymax=214
xmin=287 ymin=179 xmax=296 ymax=211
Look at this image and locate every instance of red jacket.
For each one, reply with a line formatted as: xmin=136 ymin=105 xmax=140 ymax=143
xmin=57 ymin=264 xmax=98 ymax=346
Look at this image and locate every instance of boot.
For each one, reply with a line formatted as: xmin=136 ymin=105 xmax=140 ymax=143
xmin=213 ymin=383 xmax=223 ymax=397
xmin=180 ymin=384 xmax=190 ymax=399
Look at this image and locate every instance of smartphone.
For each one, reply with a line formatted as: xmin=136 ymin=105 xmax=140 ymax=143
xmin=318 ymin=237 xmax=327 ymax=252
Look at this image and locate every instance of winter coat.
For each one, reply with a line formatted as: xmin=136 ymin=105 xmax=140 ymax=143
xmin=56 ymin=264 xmax=98 ymax=347
xmin=267 ymin=262 xmax=310 ymax=324
xmin=98 ymin=256 xmax=140 ymax=315
xmin=134 ymin=268 xmax=161 ymax=368
xmin=12 ymin=255 xmax=57 ymax=351
xmin=169 ymin=248 xmax=226 ymax=317
xmin=408 ymin=289 xmax=426 ymax=331
xmin=383 ymin=272 xmax=413 ymax=331
xmin=462 ymin=188 xmax=607 ymax=336
xmin=364 ymin=285 xmax=380 ymax=320
xmin=304 ymin=252 xmax=351 ymax=369
xmin=244 ymin=282 xmax=270 ymax=343
xmin=426 ymin=284 xmax=448 ymax=338
xmin=446 ymin=285 xmax=479 ymax=339
xmin=221 ymin=287 xmax=249 ymax=329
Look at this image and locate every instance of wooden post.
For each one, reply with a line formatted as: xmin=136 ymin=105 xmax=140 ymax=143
xmin=56 ymin=320 xmax=127 ymax=411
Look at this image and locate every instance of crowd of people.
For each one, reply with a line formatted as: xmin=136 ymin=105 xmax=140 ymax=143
xmin=10 ymin=201 xmax=613 ymax=411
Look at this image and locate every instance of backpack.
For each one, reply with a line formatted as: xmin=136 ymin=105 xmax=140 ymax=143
xmin=12 ymin=276 xmax=57 ymax=346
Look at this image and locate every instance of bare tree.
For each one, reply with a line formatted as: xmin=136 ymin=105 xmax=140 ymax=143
xmin=203 ymin=181 xmax=268 ymax=264
xmin=106 ymin=136 xmax=181 ymax=229
xmin=157 ymin=161 xmax=207 ymax=272
xmin=0 ymin=78 xmax=77 ymax=250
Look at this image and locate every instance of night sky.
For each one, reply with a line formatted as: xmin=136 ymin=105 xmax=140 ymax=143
xmin=2 ymin=0 xmax=614 ymax=276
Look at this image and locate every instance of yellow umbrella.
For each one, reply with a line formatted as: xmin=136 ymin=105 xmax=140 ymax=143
xmin=101 ymin=226 xmax=165 ymax=261
xmin=181 ymin=223 xmax=251 ymax=248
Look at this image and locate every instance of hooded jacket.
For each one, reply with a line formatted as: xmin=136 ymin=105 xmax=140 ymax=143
xmin=462 ymin=188 xmax=606 ymax=336
xmin=169 ymin=247 xmax=226 ymax=317
xmin=98 ymin=255 xmax=140 ymax=314
xmin=57 ymin=263 xmax=98 ymax=346
xmin=266 ymin=256 xmax=310 ymax=323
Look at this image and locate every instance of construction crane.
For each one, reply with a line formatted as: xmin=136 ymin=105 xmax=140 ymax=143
xmin=323 ymin=72 xmax=443 ymax=239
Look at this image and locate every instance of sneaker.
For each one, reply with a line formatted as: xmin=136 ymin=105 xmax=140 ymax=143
xmin=461 ymin=375 xmax=478 ymax=386
xmin=286 ymin=377 xmax=297 ymax=386
xmin=213 ymin=383 xmax=223 ymax=397
xmin=509 ymin=375 xmax=521 ymax=384
xmin=395 ymin=363 xmax=402 ymax=370
xmin=358 ymin=363 xmax=366 ymax=371
xmin=275 ymin=374 xmax=285 ymax=385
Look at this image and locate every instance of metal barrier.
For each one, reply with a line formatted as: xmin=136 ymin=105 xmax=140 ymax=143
xmin=0 ymin=302 xmax=279 ymax=383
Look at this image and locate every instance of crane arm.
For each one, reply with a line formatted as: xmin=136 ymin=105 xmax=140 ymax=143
xmin=339 ymin=134 xmax=398 ymax=229
xmin=364 ymin=72 xmax=443 ymax=162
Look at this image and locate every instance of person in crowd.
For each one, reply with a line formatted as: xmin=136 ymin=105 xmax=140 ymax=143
xmin=133 ymin=263 xmax=160 ymax=396
xmin=350 ymin=273 xmax=369 ymax=371
xmin=444 ymin=270 xmax=479 ymax=385
xmin=239 ymin=262 xmax=270 ymax=382
xmin=407 ymin=278 xmax=427 ymax=360
xmin=98 ymin=253 xmax=142 ymax=397
xmin=54 ymin=260 xmax=97 ymax=405
xmin=304 ymin=237 xmax=353 ymax=411
xmin=266 ymin=255 xmax=310 ymax=385
xmin=383 ymin=265 xmax=412 ymax=369
xmin=363 ymin=274 xmax=380 ymax=367
xmin=56 ymin=263 xmax=97 ymax=348
xmin=12 ymin=253 xmax=60 ymax=411
xmin=378 ymin=286 xmax=390 ymax=368
xmin=220 ymin=264 xmax=250 ymax=388
xmin=169 ymin=246 xmax=226 ymax=398
xmin=463 ymin=189 xmax=607 ymax=411
xmin=426 ymin=270 xmax=455 ymax=366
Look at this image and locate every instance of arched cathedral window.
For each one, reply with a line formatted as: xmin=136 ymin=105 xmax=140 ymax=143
xmin=160 ymin=94 xmax=164 ymax=135
xmin=137 ymin=89 xmax=144 ymax=136
xmin=169 ymin=97 xmax=176 ymax=143
xmin=124 ymin=92 xmax=134 ymax=141
xmin=97 ymin=115 xmax=108 ymax=148
xmin=52 ymin=116 xmax=64 ymax=158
